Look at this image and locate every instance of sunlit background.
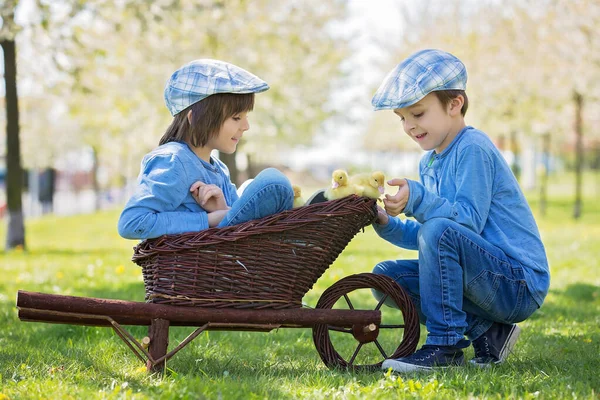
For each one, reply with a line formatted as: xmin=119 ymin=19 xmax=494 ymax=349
xmin=1 ymin=0 xmax=598 ymax=219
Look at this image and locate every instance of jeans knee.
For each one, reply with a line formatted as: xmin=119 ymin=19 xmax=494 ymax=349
xmin=418 ymin=218 xmax=453 ymax=248
xmin=255 ymin=168 xmax=293 ymax=204
xmin=372 ymin=262 xmax=393 ymax=278
xmin=259 ymin=168 xmax=291 ymax=188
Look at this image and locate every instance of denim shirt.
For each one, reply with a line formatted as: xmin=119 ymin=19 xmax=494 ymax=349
xmin=117 ymin=141 xmax=239 ymax=240
xmin=374 ymin=126 xmax=550 ymax=306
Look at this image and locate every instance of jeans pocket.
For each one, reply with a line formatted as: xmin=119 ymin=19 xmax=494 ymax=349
xmin=466 ymin=270 xmax=530 ymax=323
xmin=510 ymin=290 xmax=539 ymax=322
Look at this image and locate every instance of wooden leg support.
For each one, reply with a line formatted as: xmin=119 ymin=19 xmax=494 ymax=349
xmin=147 ymin=318 xmax=170 ymax=372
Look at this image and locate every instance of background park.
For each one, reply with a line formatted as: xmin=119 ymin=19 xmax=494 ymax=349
xmin=1 ymin=0 xmax=599 ymax=399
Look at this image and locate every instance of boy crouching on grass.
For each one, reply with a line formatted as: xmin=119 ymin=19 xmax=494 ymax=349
xmin=370 ymin=49 xmax=550 ymax=373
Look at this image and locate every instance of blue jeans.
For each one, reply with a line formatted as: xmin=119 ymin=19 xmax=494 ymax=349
xmin=217 ymin=168 xmax=293 ymax=228
xmin=372 ymin=218 xmax=539 ymax=346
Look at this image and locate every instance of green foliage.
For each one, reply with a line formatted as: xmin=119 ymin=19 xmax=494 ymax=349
xmin=364 ymin=0 xmax=600 ymax=155
xmin=0 ymin=191 xmax=599 ymax=399
xmin=13 ymin=0 xmax=350 ymax=177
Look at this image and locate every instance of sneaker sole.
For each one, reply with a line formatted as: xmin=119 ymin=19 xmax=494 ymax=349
xmin=382 ymin=359 xmax=433 ymax=373
xmin=470 ymin=324 xmax=521 ymax=368
xmin=382 ymin=358 xmax=464 ymax=373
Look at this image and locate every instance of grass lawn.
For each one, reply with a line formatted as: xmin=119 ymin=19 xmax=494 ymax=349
xmin=0 ymin=185 xmax=599 ymax=399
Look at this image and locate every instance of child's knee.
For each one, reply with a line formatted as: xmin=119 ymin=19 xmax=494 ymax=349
xmin=259 ymin=168 xmax=292 ymax=189
xmin=418 ymin=218 xmax=454 ymax=246
xmin=372 ymin=262 xmax=391 ymax=277
xmin=255 ymin=168 xmax=293 ymax=209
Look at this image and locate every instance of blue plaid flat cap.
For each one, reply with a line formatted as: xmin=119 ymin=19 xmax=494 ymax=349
xmin=372 ymin=49 xmax=467 ymax=111
xmin=164 ymin=59 xmax=269 ymax=116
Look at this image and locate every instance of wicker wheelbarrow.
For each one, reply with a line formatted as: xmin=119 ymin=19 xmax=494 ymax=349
xmin=17 ymin=195 xmax=419 ymax=372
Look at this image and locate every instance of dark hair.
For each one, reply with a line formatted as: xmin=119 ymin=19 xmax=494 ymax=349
xmin=433 ymin=90 xmax=468 ymax=116
xmin=159 ymin=93 xmax=255 ymax=147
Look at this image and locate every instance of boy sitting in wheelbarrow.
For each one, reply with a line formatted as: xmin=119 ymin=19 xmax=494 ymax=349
xmin=118 ymin=59 xmax=293 ymax=240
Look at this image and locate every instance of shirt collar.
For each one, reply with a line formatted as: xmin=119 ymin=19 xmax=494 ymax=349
xmin=432 ymin=125 xmax=473 ymax=160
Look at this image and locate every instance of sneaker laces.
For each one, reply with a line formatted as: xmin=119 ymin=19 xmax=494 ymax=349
xmin=410 ymin=345 xmax=441 ymax=362
xmin=473 ymin=336 xmax=491 ymax=358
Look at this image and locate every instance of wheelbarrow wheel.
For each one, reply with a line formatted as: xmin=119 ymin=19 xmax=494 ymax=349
xmin=312 ymin=272 xmax=420 ymax=371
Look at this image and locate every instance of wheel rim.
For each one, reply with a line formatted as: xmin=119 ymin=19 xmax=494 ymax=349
xmin=312 ymin=273 xmax=420 ymax=371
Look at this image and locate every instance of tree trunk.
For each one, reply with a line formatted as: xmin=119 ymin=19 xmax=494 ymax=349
xmin=595 ymin=143 xmax=600 ymax=199
xmin=510 ymin=130 xmax=521 ymax=181
xmin=539 ymin=133 xmax=550 ymax=216
xmin=2 ymin=39 xmax=25 ymax=249
xmin=91 ymin=146 xmax=101 ymax=211
xmin=573 ymin=91 xmax=583 ymax=219
xmin=521 ymin=135 xmax=536 ymax=191
xmin=246 ymin=153 xmax=257 ymax=179
xmin=219 ymin=152 xmax=239 ymax=186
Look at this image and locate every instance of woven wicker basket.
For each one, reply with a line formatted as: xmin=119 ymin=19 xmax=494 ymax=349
xmin=131 ymin=195 xmax=377 ymax=309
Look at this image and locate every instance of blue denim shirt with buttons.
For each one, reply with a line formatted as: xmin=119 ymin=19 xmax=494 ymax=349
xmin=374 ymin=126 xmax=550 ymax=307
xmin=118 ymin=141 xmax=239 ymax=239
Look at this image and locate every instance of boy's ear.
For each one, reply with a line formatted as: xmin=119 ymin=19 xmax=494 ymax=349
xmin=449 ymin=95 xmax=464 ymax=116
xmin=187 ymin=110 xmax=193 ymax=124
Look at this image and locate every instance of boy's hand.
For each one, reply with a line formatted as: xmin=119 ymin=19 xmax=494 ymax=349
xmin=383 ymin=178 xmax=409 ymax=217
xmin=190 ymin=181 xmax=228 ymax=213
xmin=375 ymin=205 xmax=389 ymax=225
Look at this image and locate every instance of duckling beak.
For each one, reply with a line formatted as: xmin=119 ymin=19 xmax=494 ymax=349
xmin=332 ymin=181 xmax=340 ymax=189
xmin=378 ymin=186 xmax=385 ymax=194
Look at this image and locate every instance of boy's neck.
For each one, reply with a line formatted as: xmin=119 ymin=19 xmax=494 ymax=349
xmin=454 ymin=119 xmax=467 ymax=135
xmin=435 ymin=117 xmax=466 ymax=154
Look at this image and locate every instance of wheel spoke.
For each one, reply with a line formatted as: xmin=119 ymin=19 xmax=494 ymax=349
xmin=348 ymin=342 xmax=363 ymax=365
xmin=374 ymin=339 xmax=388 ymax=359
xmin=374 ymin=294 xmax=388 ymax=311
xmin=379 ymin=324 xmax=405 ymax=329
xmin=327 ymin=325 xmax=353 ymax=334
xmin=343 ymin=294 xmax=354 ymax=310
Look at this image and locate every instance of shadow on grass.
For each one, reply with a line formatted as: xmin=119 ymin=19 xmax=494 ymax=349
xmin=557 ymin=283 xmax=600 ymax=302
xmin=528 ymin=282 xmax=600 ymax=322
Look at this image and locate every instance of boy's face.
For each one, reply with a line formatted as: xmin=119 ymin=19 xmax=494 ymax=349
xmin=207 ymin=111 xmax=250 ymax=155
xmin=394 ymin=93 xmax=462 ymax=153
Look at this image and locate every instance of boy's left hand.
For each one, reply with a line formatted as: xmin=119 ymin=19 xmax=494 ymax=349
xmin=190 ymin=181 xmax=228 ymax=212
xmin=383 ymin=178 xmax=409 ymax=217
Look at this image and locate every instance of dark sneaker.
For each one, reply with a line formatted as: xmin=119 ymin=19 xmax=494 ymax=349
xmin=381 ymin=339 xmax=469 ymax=373
xmin=470 ymin=323 xmax=521 ymax=367
xmin=305 ymin=189 xmax=328 ymax=205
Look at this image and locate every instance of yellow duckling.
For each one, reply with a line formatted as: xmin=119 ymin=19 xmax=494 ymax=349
xmin=324 ymin=169 xmax=361 ymax=200
xmin=350 ymin=171 xmax=386 ymax=199
xmin=292 ymin=184 xmax=305 ymax=208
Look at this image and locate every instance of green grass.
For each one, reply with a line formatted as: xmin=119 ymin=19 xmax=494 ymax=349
xmin=0 ymin=187 xmax=599 ymax=399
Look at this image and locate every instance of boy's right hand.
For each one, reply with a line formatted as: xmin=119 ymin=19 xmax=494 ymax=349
xmin=190 ymin=181 xmax=228 ymax=212
xmin=383 ymin=178 xmax=409 ymax=217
